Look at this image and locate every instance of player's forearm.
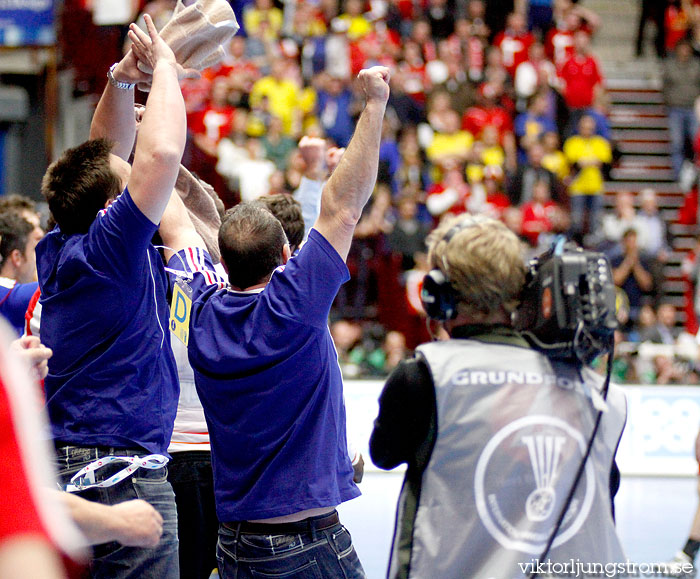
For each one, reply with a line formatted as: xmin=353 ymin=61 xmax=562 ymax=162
xmin=138 ymin=61 xmax=186 ymax=166
xmin=57 ymin=491 xmax=117 ymax=545
xmin=90 ymin=67 xmax=136 ymax=161
xmin=322 ymin=100 xmax=385 ymax=226
xmin=159 ymin=190 xmax=206 ymax=260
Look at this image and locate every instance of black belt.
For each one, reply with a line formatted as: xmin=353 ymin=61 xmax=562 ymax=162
xmin=223 ymin=510 xmax=339 ymax=536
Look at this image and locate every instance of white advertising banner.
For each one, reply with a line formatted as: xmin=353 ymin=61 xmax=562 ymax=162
xmin=345 ymin=381 xmax=700 ymax=477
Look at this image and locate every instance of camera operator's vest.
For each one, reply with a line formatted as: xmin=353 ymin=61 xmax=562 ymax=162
xmin=389 ymin=335 xmax=627 ymax=579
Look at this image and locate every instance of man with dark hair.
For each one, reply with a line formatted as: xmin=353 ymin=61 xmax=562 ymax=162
xmin=218 ymin=203 xmax=290 ymax=290
xmin=0 ymin=212 xmax=42 ymax=335
xmin=254 ymin=194 xmax=304 ymax=252
xmin=370 ymin=214 xmax=627 ymax=578
xmin=41 ymin=139 xmax=123 ymax=236
xmin=36 ymin=15 xmax=188 ymax=578
xmin=166 ymin=66 xmax=391 ymax=578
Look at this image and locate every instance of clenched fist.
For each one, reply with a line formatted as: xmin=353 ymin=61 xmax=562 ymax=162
xmin=357 ymin=66 xmax=390 ymax=106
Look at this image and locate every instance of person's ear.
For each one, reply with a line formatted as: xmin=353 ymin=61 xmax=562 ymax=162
xmin=282 ymin=243 xmax=292 ymax=265
xmin=9 ymin=248 xmax=24 ymax=268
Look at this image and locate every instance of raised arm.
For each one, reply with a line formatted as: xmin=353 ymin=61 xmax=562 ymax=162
xmin=126 ymin=14 xmax=187 ymax=225
xmin=89 ymin=49 xmax=151 ymax=161
xmin=294 ymin=136 xmax=329 ymax=238
xmin=159 ymin=190 xmax=207 ymax=262
xmin=313 ymin=67 xmax=390 ymax=261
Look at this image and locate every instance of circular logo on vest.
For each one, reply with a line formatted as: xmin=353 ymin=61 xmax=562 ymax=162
xmin=474 ymin=415 xmax=595 ymax=553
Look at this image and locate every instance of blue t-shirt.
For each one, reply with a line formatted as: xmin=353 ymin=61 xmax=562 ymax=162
xmin=171 ymin=229 xmax=360 ymax=521
xmin=0 ymin=279 xmax=38 ymax=336
xmin=36 ymin=189 xmax=178 ymax=455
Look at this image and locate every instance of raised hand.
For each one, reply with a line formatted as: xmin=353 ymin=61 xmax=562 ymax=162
xmin=128 ymin=14 xmax=177 ymax=75
xmin=326 ymin=147 xmax=345 ymax=174
xmin=357 ymin=66 xmax=391 ymax=106
xmin=298 ymin=136 xmax=327 ymax=180
xmin=298 ymin=136 xmax=326 ymax=169
xmin=111 ymin=49 xmax=153 ymax=87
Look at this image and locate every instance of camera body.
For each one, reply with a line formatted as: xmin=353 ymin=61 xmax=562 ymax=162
xmin=513 ymin=240 xmax=618 ymax=364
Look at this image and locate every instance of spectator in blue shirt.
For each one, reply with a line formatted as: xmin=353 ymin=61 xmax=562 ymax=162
xmin=317 ymin=72 xmax=356 ymax=148
xmin=167 ymin=66 xmax=391 ymax=579
xmin=36 ymin=16 xmax=190 ymax=579
xmin=513 ymin=91 xmax=557 ymax=164
xmin=0 ymin=212 xmax=42 ymax=335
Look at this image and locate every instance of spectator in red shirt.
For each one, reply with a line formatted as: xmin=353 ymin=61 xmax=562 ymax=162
xmin=426 ymin=163 xmax=472 ymax=219
xmin=462 ymin=81 xmax=514 ymax=139
xmin=545 ymin=8 xmax=577 ymax=68
xmin=665 ymin=0 xmax=694 ymax=53
xmin=462 ymin=81 xmax=517 ymax=171
xmin=410 ymin=19 xmax=438 ymax=63
xmin=558 ymin=29 xmax=603 ymax=133
xmin=493 ymin=11 xmax=535 ymax=78
xmin=520 ymin=177 xmax=559 ymax=246
xmin=187 ymin=77 xmax=238 ymax=197
xmin=400 ymin=41 xmax=432 ymax=106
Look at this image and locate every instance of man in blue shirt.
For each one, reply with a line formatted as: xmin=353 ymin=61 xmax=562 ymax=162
xmin=0 ymin=212 xmax=42 ymax=335
xmin=166 ymin=66 xmax=390 ymax=579
xmin=36 ymin=15 xmax=187 ymax=578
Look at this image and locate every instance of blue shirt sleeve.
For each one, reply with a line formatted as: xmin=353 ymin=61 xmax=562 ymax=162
xmin=0 ymin=281 xmax=38 ymax=335
xmin=264 ymin=228 xmax=349 ymax=330
xmin=85 ymin=188 xmax=159 ymax=281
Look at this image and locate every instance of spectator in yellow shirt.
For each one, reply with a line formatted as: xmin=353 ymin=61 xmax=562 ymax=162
xmin=564 ymin=114 xmax=612 ymax=243
xmin=337 ymin=0 xmax=373 ymax=41
xmin=243 ymin=0 xmax=283 ymax=42
xmin=541 ymin=131 xmax=569 ymax=181
xmin=426 ymin=109 xmax=474 ymax=165
xmin=250 ymin=60 xmax=301 ymax=136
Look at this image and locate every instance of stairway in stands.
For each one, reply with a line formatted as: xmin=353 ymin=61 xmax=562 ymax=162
xmin=582 ymin=0 xmax=694 ymax=323
xmin=605 ymin=76 xmax=691 ymax=320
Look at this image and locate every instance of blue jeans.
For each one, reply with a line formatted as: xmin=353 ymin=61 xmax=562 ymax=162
xmin=54 ymin=445 xmax=179 ymax=579
xmin=668 ymin=106 xmax=698 ymax=179
xmin=216 ymin=512 xmax=366 ymax=578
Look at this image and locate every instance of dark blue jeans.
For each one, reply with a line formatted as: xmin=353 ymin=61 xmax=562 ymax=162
xmin=54 ymin=445 xmax=179 ymax=579
xmin=216 ymin=513 xmax=366 ymax=578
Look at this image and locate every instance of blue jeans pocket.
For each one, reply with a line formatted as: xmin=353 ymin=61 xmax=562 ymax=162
xmin=329 ymin=527 xmax=353 ymax=559
xmin=326 ymin=526 xmax=365 ymax=579
xmin=239 ymin=533 xmax=310 ymax=557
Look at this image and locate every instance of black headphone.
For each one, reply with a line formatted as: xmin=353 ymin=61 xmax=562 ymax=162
xmin=421 ymin=217 xmax=481 ymax=321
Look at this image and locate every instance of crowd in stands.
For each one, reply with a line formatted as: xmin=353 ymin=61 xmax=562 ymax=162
xmin=25 ymin=0 xmax=700 ymax=381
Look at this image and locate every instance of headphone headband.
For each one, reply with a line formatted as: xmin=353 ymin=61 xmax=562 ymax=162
xmin=421 ymin=216 xmax=483 ymax=321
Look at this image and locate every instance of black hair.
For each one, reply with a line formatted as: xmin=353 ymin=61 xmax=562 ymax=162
xmin=41 ymin=139 xmax=121 ymax=235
